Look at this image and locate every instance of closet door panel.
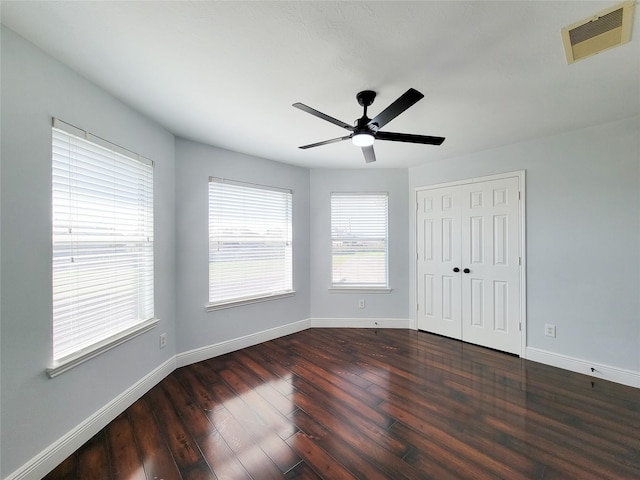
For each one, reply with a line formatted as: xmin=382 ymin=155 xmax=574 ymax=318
xmin=460 ymin=177 xmax=520 ymax=354
xmin=416 ymin=187 xmax=462 ymax=339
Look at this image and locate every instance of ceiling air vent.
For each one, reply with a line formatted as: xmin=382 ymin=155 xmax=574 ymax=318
xmin=561 ymin=1 xmax=635 ymax=63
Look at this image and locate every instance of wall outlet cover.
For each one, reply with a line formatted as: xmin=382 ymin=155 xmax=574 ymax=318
xmin=545 ymin=324 xmax=556 ymax=338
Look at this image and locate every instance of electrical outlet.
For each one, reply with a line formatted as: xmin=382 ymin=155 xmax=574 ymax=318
xmin=358 ymin=299 xmax=365 ymax=309
xmin=159 ymin=333 xmax=167 ymax=349
xmin=544 ymin=324 xmax=556 ymax=338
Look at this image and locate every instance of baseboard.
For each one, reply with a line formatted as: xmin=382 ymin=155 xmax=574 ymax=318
xmin=6 ymin=356 xmax=176 ymax=480
xmin=525 ymin=347 xmax=640 ymax=389
xmin=176 ymin=319 xmax=311 ymax=368
xmin=310 ymin=317 xmax=411 ymax=329
xmin=176 ymin=318 xmax=410 ymax=367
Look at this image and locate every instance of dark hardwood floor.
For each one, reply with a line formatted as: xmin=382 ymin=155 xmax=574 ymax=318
xmin=44 ymin=328 xmax=640 ymax=479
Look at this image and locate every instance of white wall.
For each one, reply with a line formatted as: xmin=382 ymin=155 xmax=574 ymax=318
xmin=175 ymin=139 xmax=310 ymax=353
xmin=309 ymin=168 xmax=410 ymax=320
xmin=0 ymin=27 xmax=177 ymax=477
xmin=409 ymin=116 xmax=640 ymax=373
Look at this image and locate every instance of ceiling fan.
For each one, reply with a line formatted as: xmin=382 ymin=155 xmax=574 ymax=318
xmin=293 ymin=88 xmax=445 ymax=163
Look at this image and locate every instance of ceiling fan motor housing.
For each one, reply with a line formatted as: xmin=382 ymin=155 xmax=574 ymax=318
xmin=355 ymin=115 xmax=376 ymax=133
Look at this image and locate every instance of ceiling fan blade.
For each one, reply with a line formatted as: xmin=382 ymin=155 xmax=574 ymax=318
xmin=362 ymin=145 xmax=376 ymax=163
xmin=376 ymin=131 xmax=445 ymax=145
xmin=293 ymin=103 xmax=354 ymax=130
xmin=299 ymin=135 xmax=352 ymax=149
xmin=368 ymin=88 xmax=424 ymax=129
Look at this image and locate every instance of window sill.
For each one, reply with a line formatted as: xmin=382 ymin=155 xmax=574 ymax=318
xmin=46 ymin=318 xmax=159 ymax=378
xmin=328 ymin=287 xmax=392 ymax=294
xmin=207 ymin=291 xmax=296 ymax=311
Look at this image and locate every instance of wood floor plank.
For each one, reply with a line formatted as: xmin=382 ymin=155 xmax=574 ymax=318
xmin=106 ymin=413 xmax=146 ymax=480
xmin=207 ymin=380 xmax=242 ymax=409
xmin=228 ymin=379 xmax=298 ymax=441
xmin=291 ymin=407 xmax=423 ymax=480
xmin=484 ymin=415 xmax=615 ymax=480
xmin=286 ymin=336 xmax=374 ymax=389
xmin=216 ymin=368 xmax=300 ymax=470
xmin=44 ymin=329 xmax=640 ymax=480
xmin=206 ymin=405 xmax=282 ymax=479
xmin=382 ymin=399 xmax=528 ymax=479
xmin=285 ymin=432 xmax=358 ymax=480
xmin=190 ymin=359 xmax=222 ymax=385
xmin=162 ymin=373 xmax=216 ymax=440
xmin=198 ymin=429 xmax=252 ymax=480
xmin=519 ymin=373 xmax=640 ymax=427
xmin=287 ymin=354 xmax=382 ymax=408
xmin=425 ymin=370 xmax=639 ymax=477
xmin=289 ymin=362 xmax=389 ymax=427
xmin=242 ymin=345 xmax=295 ymax=386
xmin=283 ymin=461 xmax=322 ymax=480
xmin=218 ymin=367 xmax=300 ymax=453
xmin=174 ymin=366 xmax=222 ymax=413
xmin=401 ymin=449 xmax=474 ymax=480
xmin=220 ymin=359 xmax=265 ymax=392
xmin=289 ymin=408 xmax=386 ymax=479
xmin=484 ymin=410 xmax=640 ymax=479
xmin=290 ymin=383 xmax=411 ymax=465
xmin=76 ymin=431 xmax=111 ymax=480
xmin=390 ymin=413 xmax=539 ymax=480
xmin=127 ymin=397 xmax=182 ymax=480
xmin=235 ymin=349 xmax=293 ymax=390
xmin=147 ymin=384 xmax=204 ymax=472
xmin=180 ymin=460 xmax=217 ymax=480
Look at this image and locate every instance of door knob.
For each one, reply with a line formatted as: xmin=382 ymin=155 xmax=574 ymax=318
xmin=453 ymin=267 xmax=460 ymax=272
xmin=463 ymin=268 xmax=470 ymax=274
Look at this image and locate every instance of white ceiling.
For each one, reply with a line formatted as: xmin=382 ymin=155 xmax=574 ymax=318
xmin=2 ymin=1 xmax=638 ymax=168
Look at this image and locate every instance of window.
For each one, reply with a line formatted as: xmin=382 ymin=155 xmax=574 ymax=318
xmin=208 ymin=178 xmax=293 ymax=309
xmin=331 ymin=192 xmax=389 ymax=289
xmin=50 ymin=119 xmax=155 ymax=376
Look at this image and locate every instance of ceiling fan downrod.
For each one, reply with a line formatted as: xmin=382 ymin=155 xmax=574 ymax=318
xmin=356 ymin=90 xmax=376 ymax=120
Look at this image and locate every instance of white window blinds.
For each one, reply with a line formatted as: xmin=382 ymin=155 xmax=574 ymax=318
xmin=208 ymin=178 xmax=293 ymax=307
xmin=51 ymin=122 xmax=154 ymax=366
xmin=331 ymin=192 xmax=389 ymax=288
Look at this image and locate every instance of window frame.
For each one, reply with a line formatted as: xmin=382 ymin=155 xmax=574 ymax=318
xmin=207 ymin=177 xmax=294 ymax=311
xmin=48 ymin=118 xmax=156 ymax=377
xmin=329 ymin=191 xmax=391 ymax=293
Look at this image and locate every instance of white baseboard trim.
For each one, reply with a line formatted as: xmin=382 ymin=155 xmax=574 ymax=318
xmin=176 ymin=319 xmax=311 ymax=368
xmin=310 ymin=317 xmax=411 ymax=329
xmin=6 ymin=357 xmax=176 ymax=480
xmin=525 ymin=347 xmax=640 ymax=389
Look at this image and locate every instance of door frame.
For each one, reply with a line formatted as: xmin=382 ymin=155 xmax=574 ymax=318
xmin=411 ymin=170 xmax=527 ymax=356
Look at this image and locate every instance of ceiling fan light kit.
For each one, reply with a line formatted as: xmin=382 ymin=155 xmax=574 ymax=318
xmin=352 ymin=133 xmax=375 ymax=147
xmin=293 ymin=88 xmax=445 ymax=163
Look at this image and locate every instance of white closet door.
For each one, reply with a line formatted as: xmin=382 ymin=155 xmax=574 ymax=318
xmin=460 ymin=177 xmax=521 ymax=354
xmin=416 ymin=176 xmax=521 ymax=355
xmin=416 ymin=186 xmax=462 ymax=338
